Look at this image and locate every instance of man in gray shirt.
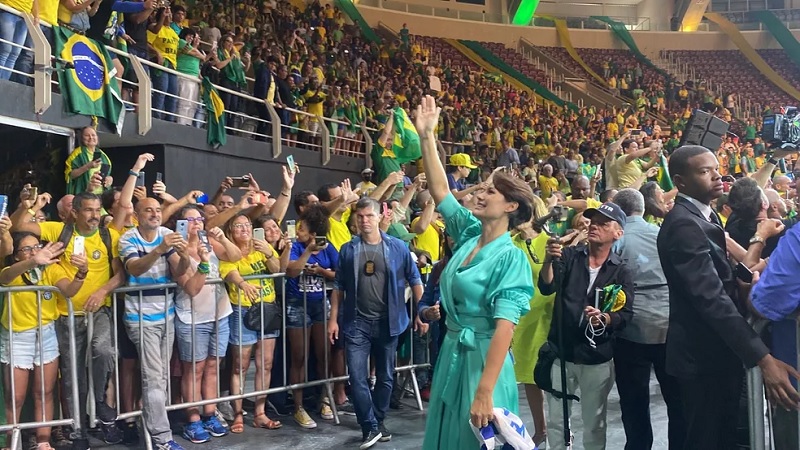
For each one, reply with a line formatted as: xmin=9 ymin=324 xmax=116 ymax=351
xmin=329 ymin=198 xmax=423 ymax=449
xmin=612 ymin=188 xmax=685 ymax=450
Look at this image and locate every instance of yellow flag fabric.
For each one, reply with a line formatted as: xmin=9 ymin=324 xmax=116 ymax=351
xmin=537 ymin=15 xmax=607 ymax=86
xmin=705 ymin=12 xmax=800 ymax=102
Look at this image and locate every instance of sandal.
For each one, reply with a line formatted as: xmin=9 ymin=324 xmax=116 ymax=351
xmin=533 ymin=432 xmax=547 ymax=447
xmin=253 ymin=412 xmax=282 ymax=430
xmin=230 ymin=412 xmax=245 ymax=434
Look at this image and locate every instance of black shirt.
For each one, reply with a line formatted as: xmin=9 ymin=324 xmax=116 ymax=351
xmin=538 ymin=245 xmax=634 ymax=365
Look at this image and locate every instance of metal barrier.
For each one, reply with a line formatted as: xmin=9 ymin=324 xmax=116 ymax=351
xmin=0 ymin=285 xmax=84 ymax=450
xmin=0 ymin=272 xmax=433 ymax=449
xmin=746 ymin=318 xmax=800 ymax=450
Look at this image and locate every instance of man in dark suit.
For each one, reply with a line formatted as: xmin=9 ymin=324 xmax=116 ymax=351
xmin=657 ymin=145 xmax=799 ymax=449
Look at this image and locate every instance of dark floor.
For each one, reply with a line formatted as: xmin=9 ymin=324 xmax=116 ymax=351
xmin=83 ymin=374 xmax=669 ymax=449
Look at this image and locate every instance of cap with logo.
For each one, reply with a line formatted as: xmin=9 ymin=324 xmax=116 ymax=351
xmin=583 ymin=202 xmax=627 ymax=228
xmin=450 ymin=153 xmax=477 ymax=169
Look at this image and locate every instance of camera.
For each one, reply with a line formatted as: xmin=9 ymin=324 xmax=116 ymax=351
xmin=762 ymin=107 xmax=800 ymax=148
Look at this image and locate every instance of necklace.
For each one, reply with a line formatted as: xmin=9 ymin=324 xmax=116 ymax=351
xmin=362 ymin=240 xmax=381 ymax=276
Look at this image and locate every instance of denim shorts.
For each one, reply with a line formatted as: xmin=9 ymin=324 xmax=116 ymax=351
xmin=0 ymin=322 xmax=59 ymax=369
xmin=228 ymin=304 xmax=279 ymax=346
xmin=175 ymin=317 xmax=230 ymax=362
xmin=285 ymin=297 xmax=329 ymax=329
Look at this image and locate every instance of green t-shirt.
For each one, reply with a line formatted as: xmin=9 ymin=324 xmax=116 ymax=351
xmin=176 ymin=40 xmax=201 ymax=76
xmin=745 ymin=125 xmax=757 ymax=140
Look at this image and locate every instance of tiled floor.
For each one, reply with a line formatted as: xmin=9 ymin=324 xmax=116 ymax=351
xmin=91 ymin=374 xmax=670 ymax=449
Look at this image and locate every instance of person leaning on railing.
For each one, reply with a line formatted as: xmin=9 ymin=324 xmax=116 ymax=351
xmin=148 ymin=5 xmax=180 ymax=122
xmin=0 ymin=0 xmax=38 ymax=81
xmin=214 ymin=33 xmax=249 ymax=134
xmin=220 ymin=212 xmax=282 ymax=433
xmin=10 ymin=189 xmax=126 ymax=445
xmin=175 ymin=27 xmax=208 ymax=127
xmin=171 ymin=204 xmax=240 ymax=444
xmin=0 ymin=233 xmax=87 ymax=450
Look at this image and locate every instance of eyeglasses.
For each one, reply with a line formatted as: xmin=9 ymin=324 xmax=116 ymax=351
xmin=232 ymin=223 xmax=252 ymax=229
xmin=17 ymin=244 xmax=43 ymax=255
xmin=185 ymin=217 xmax=205 ymax=223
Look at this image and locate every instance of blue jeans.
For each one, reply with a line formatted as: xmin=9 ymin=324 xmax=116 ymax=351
xmin=0 ymin=12 xmax=29 ymax=81
xmin=345 ymin=316 xmax=398 ymax=433
xmin=11 ymin=24 xmax=51 ymax=86
xmin=151 ymin=64 xmax=178 ymax=121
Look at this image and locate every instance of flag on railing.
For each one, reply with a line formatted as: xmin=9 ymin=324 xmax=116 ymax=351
xmin=391 ymin=107 xmax=421 ymax=163
xmin=656 ymin=154 xmax=674 ymax=191
xmin=202 ymin=77 xmax=226 ymax=148
xmin=55 ymin=27 xmax=124 ymax=134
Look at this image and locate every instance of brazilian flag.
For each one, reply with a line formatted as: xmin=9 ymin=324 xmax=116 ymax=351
xmin=580 ymin=163 xmax=597 ymax=179
xmin=390 ymin=107 xmax=420 ymax=164
xmin=656 ymin=154 xmax=674 ymax=191
xmin=55 ymin=27 xmax=124 ymax=134
xmin=202 ymin=77 xmax=226 ymax=148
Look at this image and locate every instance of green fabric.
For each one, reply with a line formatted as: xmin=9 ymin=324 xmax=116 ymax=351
xmin=54 ymin=26 xmax=124 ymax=134
xmin=65 ymin=146 xmax=112 ymax=195
xmin=459 ymin=40 xmax=575 ymax=110
xmin=656 ymin=154 xmax=674 ymax=191
xmin=334 ymin=0 xmax=382 ymax=44
xmin=176 ymin=40 xmax=201 ymax=76
xmin=391 ymin=107 xmax=421 ymax=164
xmin=590 ymin=16 xmax=671 ymax=82
xmin=422 ymin=193 xmax=533 ymax=450
xmin=217 ymin=48 xmax=246 ymax=87
xmin=202 ymin=77 xmax=227 ymax=148
xmin=753 ymin=10 xmax=800 ymax=70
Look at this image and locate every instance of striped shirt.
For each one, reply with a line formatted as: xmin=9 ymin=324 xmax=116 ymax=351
xmin=119 ymin=226 xmax=176 ymax=325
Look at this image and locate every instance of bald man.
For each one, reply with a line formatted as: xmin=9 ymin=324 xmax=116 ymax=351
xmin=118 ymin=197 xmax=192 ymax=449
xmin=57 ymin=194 xmax=75 ymax=223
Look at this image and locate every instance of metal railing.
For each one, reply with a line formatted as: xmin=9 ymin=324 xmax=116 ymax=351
xmin=0 ymin=286 xmax=84 ymax=450
xmin=1 ymin=272 xmax=432 ymax=450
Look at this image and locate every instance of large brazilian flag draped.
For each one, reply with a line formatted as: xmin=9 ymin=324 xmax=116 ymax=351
xmin=202 ymin=77 xmax=227 ymax=148
xmin=55 ymin=27 xmax=124 ymax=134
xmin=390 ymin=107 xmax=421 ymax=164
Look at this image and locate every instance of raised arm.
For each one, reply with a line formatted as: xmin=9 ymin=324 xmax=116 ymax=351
xmin=269 ymin=166 xmax=296 ymax=224
xmin=415 ymin=96 xmax=448 ymax=204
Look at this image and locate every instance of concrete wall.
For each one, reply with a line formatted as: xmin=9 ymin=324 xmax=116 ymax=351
xmin=360 ymin=5 xmax=800 ymax=58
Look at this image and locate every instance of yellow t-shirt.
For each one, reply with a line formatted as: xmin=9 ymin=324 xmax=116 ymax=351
xmin=303 ymin=89 xmax=326 ymax=117
xmin=220 ymin=249 xmax=279 ymax=308
xmin=40 ymin=0 xmax=59 ymax=25
xmin=39 ymin=222 xmax=120 ymax=315
xmin=0 ymin=264 xmax=66 ymax=331
xmin=1 ymin=0 xmax=33 ymax=13
xmin=147 ymin=26 xmax=180 ymax=68
xmin=327 ymin=207 xmax=352 ymax=252
xmin=538 ymin=175 xmax=559 ymax=200
xmin=411 ymin=218 xmax=444 ymax=275
xmin=616 ymin=155 xmax=644 ymax=189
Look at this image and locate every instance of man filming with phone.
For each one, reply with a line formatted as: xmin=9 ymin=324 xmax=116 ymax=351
xmin=10 ymin=190 xmax=126 ymax=444
xmin=537 ymin=202 xmax=634 ymax=450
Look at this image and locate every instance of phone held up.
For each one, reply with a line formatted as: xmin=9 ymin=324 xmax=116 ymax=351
xmin=253 ymin=227 xmax=266 ymax=241
xmin=73 ymin=236 xmax=85 ymax=256
xmin=197 ymin=230 xmax=211 ymax=252
xmin=315 ymin=236 xmax=328 ymax=247
xmin=0 ymin=195 xmax=7 ymax=217
xmin=286 ymin=220 xmax=297 ymax=240
xmin=176 ymin=220 xmax=189 ymax=240
xmin=230 ymin=175 xmax=250 ymax=189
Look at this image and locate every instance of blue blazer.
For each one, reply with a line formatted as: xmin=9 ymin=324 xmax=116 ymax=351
xmin=334 ymin=232 xmax=423 ymax=337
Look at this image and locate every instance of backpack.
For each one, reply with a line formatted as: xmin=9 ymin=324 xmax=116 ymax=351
xmin=57 ymin=223 xmax=115 ymax=274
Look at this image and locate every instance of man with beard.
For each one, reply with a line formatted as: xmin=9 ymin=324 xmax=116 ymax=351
xmin=11 ymin=191 xmax=126 ymax=443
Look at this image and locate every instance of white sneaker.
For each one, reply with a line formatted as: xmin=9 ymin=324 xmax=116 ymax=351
xmin=217 ymin=401 xmax=235 ymax=422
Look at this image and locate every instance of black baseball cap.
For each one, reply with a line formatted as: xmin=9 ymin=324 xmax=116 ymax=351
xmin=583 ymin=202 xmax=626 ymax=228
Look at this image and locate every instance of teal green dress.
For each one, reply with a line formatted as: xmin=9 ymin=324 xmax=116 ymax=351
xmin=422 ymin=193 xmax=534 ymax=450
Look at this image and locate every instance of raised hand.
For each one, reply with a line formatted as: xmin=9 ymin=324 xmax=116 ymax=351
xmin=133 ymin=153 xmax=155 ymax=172
xmin=414 ymin=95 xmax=440 ymax=136
xmin=33 ymin=242 xmax=64 ymax=266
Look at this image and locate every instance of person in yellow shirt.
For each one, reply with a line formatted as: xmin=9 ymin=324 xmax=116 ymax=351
xmin=538 ymin=164 xmax=560 ymax=200
xmin=0 ymin=235 xmax=89 ymax=449
xmin=221 ymin=213 xmax=282 ymax=433
xmin=10 ymin=190 xmax=125 ymax=442
xmin=318 ymin=179 xmax=361 ymax=251
xmin=616 ymin=139 xmax=660 ymax=189
xmin=410 ymin=191 xmax=444 ymax=278
xmin=148 ymin=7 xmax=180 ymax=121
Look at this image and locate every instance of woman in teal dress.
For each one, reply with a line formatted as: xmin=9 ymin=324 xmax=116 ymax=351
xmin=415 ymin=95 xmax=536 ymax=449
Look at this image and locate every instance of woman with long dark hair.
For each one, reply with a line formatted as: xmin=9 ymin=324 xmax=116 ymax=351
xmin=416 ymin=95 xmax=535 ymax=449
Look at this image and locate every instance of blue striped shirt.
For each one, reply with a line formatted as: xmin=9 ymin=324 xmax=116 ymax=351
xmin=119 ymin=227 xmax=176 ymax=325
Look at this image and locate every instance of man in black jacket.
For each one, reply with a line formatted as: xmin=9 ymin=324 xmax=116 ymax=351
xmin=657 ymin=145 xmax=797 ymax=449
xmin=539 ymin=202 xmax=634 ymax=450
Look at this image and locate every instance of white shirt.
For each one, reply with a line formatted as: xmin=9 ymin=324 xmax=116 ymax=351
xmin=677 ymin=193 xmax=714 ymax=221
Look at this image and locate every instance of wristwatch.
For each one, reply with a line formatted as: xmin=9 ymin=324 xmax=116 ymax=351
xmin=749 ymin=234 xmax=765 ymax=245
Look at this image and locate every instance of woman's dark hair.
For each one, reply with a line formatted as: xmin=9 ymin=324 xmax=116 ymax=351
xmin=101 ymin=187 xmax=120 ymax=212
xmin=429 ymin=232 xmax=454 ymax=287
xmin=727 ymin=177 xmax=764 ymax=220
xmin=179 ymin=27 xmax=197 ymax=41
xmin=492 ymin=171 xmax=534 ymax=230
xmin=640 ymin=182 xmax=666 ymax=219
xmin=299 ymin=203 xmax=331 ymax=237
xmin=5 ymin=232 xmax=40 ymax=266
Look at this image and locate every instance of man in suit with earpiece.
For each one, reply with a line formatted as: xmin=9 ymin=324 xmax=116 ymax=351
xmin=657 ymin=145 xmax=799 ymax=449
